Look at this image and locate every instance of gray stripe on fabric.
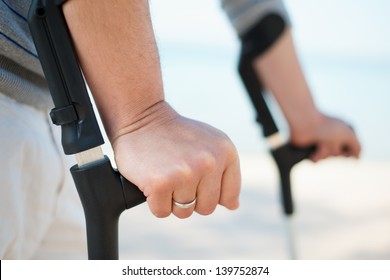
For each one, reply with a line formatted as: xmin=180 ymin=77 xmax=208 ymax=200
xmin=221 ymin=0 xmax=290 ymax=35
xmin=0 ymin=55 xmax=52 ymax=111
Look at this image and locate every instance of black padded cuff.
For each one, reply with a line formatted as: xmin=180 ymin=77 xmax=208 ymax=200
xmin=55 ymin=0 xmax=68 ymax=5
xmin=240 ymin=13 xmax=286 ymax=60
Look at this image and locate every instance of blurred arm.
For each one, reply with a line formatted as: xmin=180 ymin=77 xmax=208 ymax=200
xmin=222 ymin=0 xmax=361 ymax=161
xmin=253 ymin=28 xmax=361 ymax=161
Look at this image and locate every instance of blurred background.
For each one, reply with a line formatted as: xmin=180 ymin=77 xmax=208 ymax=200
xmin=114 ymin=0 xmax=390 ymax=259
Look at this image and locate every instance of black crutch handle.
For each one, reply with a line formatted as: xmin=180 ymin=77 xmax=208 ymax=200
xmin=271 ymin=144 xmax=316 ymax=215
xmin=71 ymin=157 xmax=145 ymax=259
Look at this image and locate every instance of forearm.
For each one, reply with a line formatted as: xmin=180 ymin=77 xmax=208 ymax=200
xmin=252 ymin=28 xmax=361 ymax=159
xmin=253 ymin=28 xmax=323 ymax=141
xmin=62 ymin=0 xmax=164 ymax=141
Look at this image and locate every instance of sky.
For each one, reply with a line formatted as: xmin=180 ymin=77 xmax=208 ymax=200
xmin=150 ymin=0 xmax=390 ymax=60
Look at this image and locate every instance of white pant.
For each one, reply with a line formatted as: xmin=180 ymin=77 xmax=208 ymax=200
xmin=0 ymin=93 xmax=87 ymax=259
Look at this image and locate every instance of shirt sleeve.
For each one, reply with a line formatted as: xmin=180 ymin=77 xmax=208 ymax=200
xmin=221 ymin=0 xmax=291 ymax=36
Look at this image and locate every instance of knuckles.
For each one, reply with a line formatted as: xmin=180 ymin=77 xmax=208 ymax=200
xmin=141 ymin=136 xmax=238 ymax=219
xmin=196 ymin=205 xmax=216 ymax=216
xmin=174 ymin=211 xmax=193 ymax=219
xmin=150 ymin=208 xmax=171 ymax=218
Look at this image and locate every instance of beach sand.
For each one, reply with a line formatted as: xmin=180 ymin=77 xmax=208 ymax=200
xmin=117 ymin=153 xmax=390 ymax=260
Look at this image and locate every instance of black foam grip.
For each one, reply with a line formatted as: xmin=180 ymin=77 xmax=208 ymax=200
xmin=271 ymin=144 xmax=316 ymax=215
xmin=70 ymin=157 xmax=146 ymax=259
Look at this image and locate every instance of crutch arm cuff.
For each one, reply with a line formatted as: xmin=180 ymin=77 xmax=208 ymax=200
xmin=240 ymin=13 xmax=287 ymax=60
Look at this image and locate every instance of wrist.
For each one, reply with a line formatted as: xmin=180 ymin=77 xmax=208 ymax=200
xmin=94 ymin=83 xmax=164 ymax=141
xmin=108 ymin=100 xmax=178 ymax=145
xmin=289 ymin=109 xmax=326 ymax=145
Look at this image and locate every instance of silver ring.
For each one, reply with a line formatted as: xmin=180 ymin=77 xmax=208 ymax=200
xmin=173 ymin=198 xmax=196 ymax=209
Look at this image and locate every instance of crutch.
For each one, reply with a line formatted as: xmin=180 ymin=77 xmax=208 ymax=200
xmin=28 ymin=0 xmax=310 ymax=260
xmin=238 ymin=20 xmax=316 ymax=259
xmin=28 ymin=0 xmax=146 ymax=260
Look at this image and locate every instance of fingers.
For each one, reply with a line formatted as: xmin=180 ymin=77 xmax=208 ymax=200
xmin=145 ymin=164 xmax=199 ymax=219
xmin=336 ymin=124 xmax=361 ymax=158
xmin=173 ymin=155 xmax=241 ymax=218
xmin=345 ymin=128 xmax=362 ymax=158
xmin=172 ymin=196 xmax=197 ymax=219
xmin=145 ymin=177 xmax=174 ymax=218
xmin=311 ymin=142 xmax=357 ymax=162
xmin=171 ymin=165 xmax=199 ymax=219
xmin=219 ymin=158 xmax=241 ymax=210
xmin=311 ymin=126 xmax=362 ymax=162
xmin=145 ymin=154 xmax=241 ymax=219
xmin=194 ymin=171 xmax=221 ymax=216
xmin=311 ymin=144 xmax=330 ymax=162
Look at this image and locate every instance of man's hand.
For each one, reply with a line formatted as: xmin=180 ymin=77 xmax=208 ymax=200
xmin=290 ymin=115 xmax=361 ymax=162
xmin=112 ymin=101 xmax=241 ymax=218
